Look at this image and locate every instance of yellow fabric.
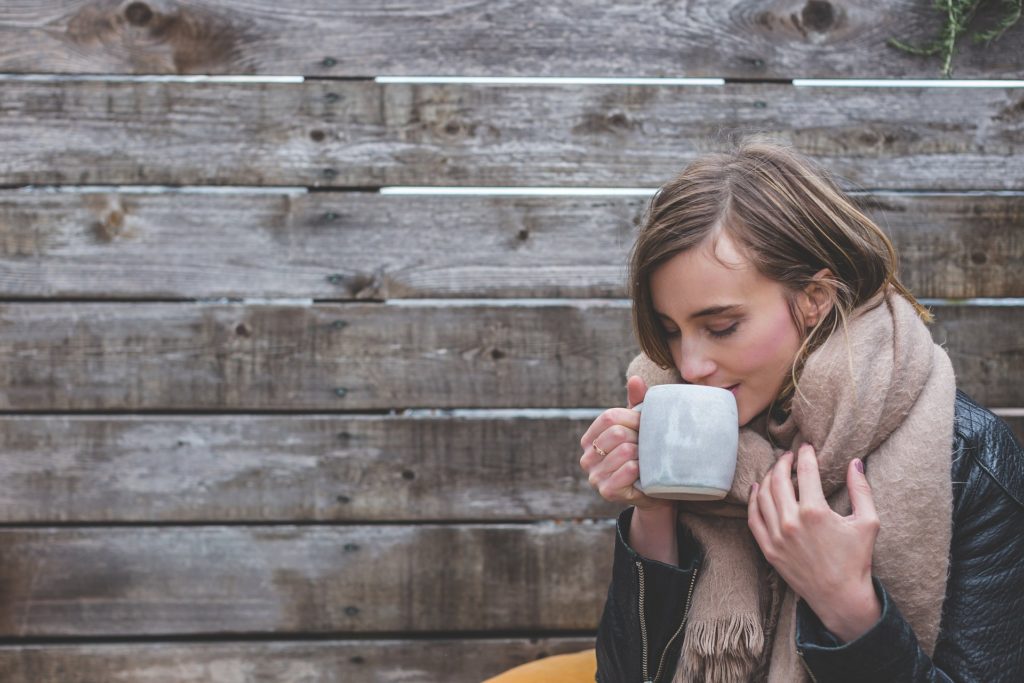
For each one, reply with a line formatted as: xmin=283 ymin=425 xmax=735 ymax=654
xmin=482 ymin=648 xmax=597 ymax=682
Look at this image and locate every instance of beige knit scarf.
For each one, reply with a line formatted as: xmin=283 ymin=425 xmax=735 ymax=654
xmin=625 ymin=287 xmax=957 ymax=683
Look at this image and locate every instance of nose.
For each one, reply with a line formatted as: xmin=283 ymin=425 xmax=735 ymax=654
xmin=677 ymin=337 xmax=717 ymax=384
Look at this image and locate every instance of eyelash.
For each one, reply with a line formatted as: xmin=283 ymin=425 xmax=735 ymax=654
xmin=662 ymin=323 xmax=739 ymax=339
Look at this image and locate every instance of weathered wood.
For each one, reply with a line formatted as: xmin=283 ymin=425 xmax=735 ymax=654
xmin=0 ymin=414 xmax=617 ymax=523
xmin=0 ymin=523 xmax=614 ymax=636
xmin=1 ymin=190 xmax=1022 ymax=299
xmin=0 ymin=638 xmax=598 ymax=683
xmin=2 ymin=80 xmax=1023 ymax=189
xmin=0 ymin=411 xmax=1019 ymax=525
xmin=0 ymin=302 xmax=1019 ymax=410
xmin=0 ymin=301 xmax=632 ymax=410
xmin=0 ymin=0 xmax=1019 ymax=78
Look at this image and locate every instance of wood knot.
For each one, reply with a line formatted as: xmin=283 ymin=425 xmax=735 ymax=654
xmin=607 ymin=112 xmax=629 ymax=127
xmin=124 ymin=2 xmax=153 ymax=26
xmin=67 ymin=1 xmax=244 ymax=73
xmin=801 ymin=0 xmax=834 ymax=32
xmin=94 ymin=209 xmax=126 ymax=242
xmin=325 ymin=271 xmax=381 ymax=299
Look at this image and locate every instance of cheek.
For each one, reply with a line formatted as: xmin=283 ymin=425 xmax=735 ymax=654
xmin=742 ymin=310 xmax=800 ymax=376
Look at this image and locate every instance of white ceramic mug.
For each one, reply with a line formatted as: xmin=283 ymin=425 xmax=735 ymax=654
xmin=633 ymin=384 xmax=739 ymax=501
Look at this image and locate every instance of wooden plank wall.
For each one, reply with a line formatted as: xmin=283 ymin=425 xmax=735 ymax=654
xmin=0 ymin=1 xmax=1021 ymax=681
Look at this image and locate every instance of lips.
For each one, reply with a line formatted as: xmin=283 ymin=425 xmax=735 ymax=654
xmin=725 ymin=384 xmax=740 ymax=395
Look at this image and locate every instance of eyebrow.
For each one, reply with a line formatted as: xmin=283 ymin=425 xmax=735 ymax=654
xmin=655 ymin=304 xmax=744 ymax=322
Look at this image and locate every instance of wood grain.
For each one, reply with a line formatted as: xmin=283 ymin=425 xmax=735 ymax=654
xmin=0 ymin=414 xmax=616 ymax=523
xmin=0 ymin=302 xmax=1018 ymax=410
xmin=0 ymin=638 xmax=598 ymax=683
xmin=0 ymin=411 xmax=1018 ymax=525
xmin=0 ymin=523 xmax=614 ymax=636
xmin=0 ymin=0 xmax=1019 ymax=78
xmin=2 ymin=80 xmax=1023 ymax=189
xmin=1 ymin=190 xmax=1021 ymax=299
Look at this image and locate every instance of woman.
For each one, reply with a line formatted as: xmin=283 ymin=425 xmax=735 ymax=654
xmin=485 ymin=138 xmax=1023 ymax=682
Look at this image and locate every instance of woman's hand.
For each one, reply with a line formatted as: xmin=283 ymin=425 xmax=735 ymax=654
xmin=747 ymin=443 xmax=882 ymax=642
xmin=579 ymin=376 xmax=674 ymax=513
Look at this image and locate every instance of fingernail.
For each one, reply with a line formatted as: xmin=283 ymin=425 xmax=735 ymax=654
xmin=750 ymin=483 xmax=758 ymax=494
xmin=855 ymin=459 xmax=864 ymax=474
xmin=784 ymin=450 xmax=793 ymax=458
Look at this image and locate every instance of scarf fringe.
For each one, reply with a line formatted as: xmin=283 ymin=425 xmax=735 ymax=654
xmin=679 ymin=613 xmax=763 ymax=683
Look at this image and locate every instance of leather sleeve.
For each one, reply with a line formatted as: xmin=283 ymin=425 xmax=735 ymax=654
xmin=796 ymin=578 xmax=955 ymax=682
xmin=595 ymin=506 xmax=701 ymax=683
xmin=795 ymin=402 xmax=1024 ymax=682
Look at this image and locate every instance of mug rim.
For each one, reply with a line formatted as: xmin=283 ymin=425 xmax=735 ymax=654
xmin=634 ymin=383 xmax=736 ymax=409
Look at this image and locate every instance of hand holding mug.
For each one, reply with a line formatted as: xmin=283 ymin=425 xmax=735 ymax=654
xmin=579 ymin=376 xmax=675 ymax=512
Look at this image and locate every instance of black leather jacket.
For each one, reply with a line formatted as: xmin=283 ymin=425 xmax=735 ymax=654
xmin=595 ymin=389 xmax=1024 ymax=682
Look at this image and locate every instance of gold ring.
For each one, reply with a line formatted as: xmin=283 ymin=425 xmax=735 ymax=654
xmin=593 ymin=442 xmax=609 ymax=458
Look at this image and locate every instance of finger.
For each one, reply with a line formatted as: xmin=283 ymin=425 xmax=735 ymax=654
xmin=757 ymin=468 xmax=780 ymax=537
xmin=770 ymin=450 xmax=798 ymax=530
xmin=579 ymin=407 xmax=640 ymax=449
xmin=578 ymin=413 xmax=608 ymax=450
xmin=593 ymin=423 xmax=639 ymax=462
xmin=603 ymin=458 xmax=642 ymax=498
xmin=846 ymin=458 xmax=879 ymax=527
xmin=795 ymin=443 xmax=826 ymax=508
xmin=747 ymin=483 xmax=772 ymax=553
xmin=579 ymin=440 xmax=610 ymax=473
xmin=589 ymin=438 xmax=638 ymax=481
xmin=626 ymin=375 xmax=648 ymax=410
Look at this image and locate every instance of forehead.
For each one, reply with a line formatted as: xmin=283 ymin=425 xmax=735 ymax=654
xmin=649 ymin=235 xmax=763 ymax=317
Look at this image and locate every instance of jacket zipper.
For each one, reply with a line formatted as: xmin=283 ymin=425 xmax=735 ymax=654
xmin=636 ymin=561 xmax=651 ymax=682
xmin=797 ymin=649 xmax=819 ymax=683
xmin=636 ymin=560 xmax=700 ymax=683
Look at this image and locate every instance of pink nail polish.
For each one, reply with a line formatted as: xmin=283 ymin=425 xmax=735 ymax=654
xmin=855 ymin=459 xmax=864 ymax=474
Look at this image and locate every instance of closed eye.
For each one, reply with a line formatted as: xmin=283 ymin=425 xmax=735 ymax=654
xmin=710 ymin=322 xmax=739 ymax=338
xmin=662 ymin=322 xmax=739 ymax=339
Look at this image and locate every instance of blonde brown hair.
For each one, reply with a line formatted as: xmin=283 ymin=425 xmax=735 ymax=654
xmin=629 ymin=135 xmax=932 ymax=418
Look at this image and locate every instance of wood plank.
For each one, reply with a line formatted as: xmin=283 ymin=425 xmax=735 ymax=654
xmin=0 ymin=302 xmax=1019 ymax=410
xmin=0 ymin=0 xmax=1020 ymax=78
xmin=0 ymin=524 xmax=614 ymax=636
xmin=2 ymin=80 xmax=1023 ymax=189
xmin=0 ymin=638 xmax=598 ymax=683
xmin=1 ymin=190 xmax=1022 ymax=299
xmin=0 ymin=414 xmax=618 ymax=523
xmin=1 ymin=410 xmax=1018 ymax=525
xmin=0 ymin=301 xmax=632 ymax=410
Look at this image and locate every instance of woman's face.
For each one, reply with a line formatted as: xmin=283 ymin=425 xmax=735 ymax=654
xmin=649 ymin=233 xmax=826 ymax=426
